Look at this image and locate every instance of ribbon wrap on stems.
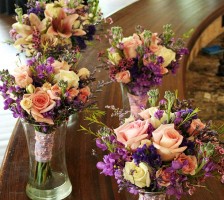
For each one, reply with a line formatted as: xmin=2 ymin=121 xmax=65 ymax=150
xmin=127 ymin=92 xmax=148 ymax=118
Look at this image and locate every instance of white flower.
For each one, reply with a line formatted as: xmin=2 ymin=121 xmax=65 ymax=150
xmin=54 ymin=70 xmax=79 ymax=89
xmin=139 ymin=107 xmax=175 ymax=129
xmin=123 ymin=162 xmax=151 ymax=188
xmin=108 ymin=48 xmax=122 ymax=65
xmin=156 ymin=46 xmax=176 ymax=67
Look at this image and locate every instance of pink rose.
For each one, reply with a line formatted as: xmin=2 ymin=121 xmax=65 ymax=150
xmin=152 ymin=124 xmax=187 ymax=161
xmin=122 ymin=34 xmax=142 ymax=59
xmin=14 ymin=71 xmax=33 ymax=88
xmin=175 ymin=153 xmax=197 ymax=175
xmin=114 ymin=120 xmax=149 ymax=150
xmin=115 ymin=70 xmax=131 ymax=84
xmin=187 ymin=119 xmax=205 ymax=136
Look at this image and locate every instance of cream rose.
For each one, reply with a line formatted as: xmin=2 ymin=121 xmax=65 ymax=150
xmin=78 ymin=68 xmax=90 ymax=79
xmin=122 ymin=34 xmax=142 ymax=59
xmin=42 ymin=82 xmax=52 ymax=91
xmin=155 ymin=46 xmax=176 ymax=67
xmin=54 ymin=70 xmax=79 ymax=89
xmin=115 ymin=71 xmax=131 ymax=84
xmin=114 ymin=120 xmax=149 ymax=150
xmin=20 ymin=98 xmax=33 ymax=113
xmin=152 ymin=124 xmax=187 ymax=161
xmin=123 ymin=162 xmax=151 ymax=188
xmin=26 ymin=84 xmax=35 ymax=94
xmin=139 ymin=107 xmax=174 ymax=129
xmin=139 ymin=139 xmax=152 ymax=148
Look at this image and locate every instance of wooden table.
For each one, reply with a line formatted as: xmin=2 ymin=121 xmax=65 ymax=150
xmin=1 ymin=0 xmax=224 ymax=199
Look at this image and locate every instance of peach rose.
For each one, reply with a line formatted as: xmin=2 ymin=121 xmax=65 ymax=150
xmin=14 ymin=71 xmax=33 ymax=88
xmin=187 ymin=119 xmax=205 ymax=136
xmin=115 ymin=71 xmax=131 ymax=84
xmin=114 ymin=120 xmax=149 ymax=150
xmin=67 ymin=88 xmax=79 ymax=101
xmin=156 ymin=168 xmax=171 ymax=187
xmin=122 ymin=34 xmax=142 ymax=59
xmin=152 ymin=124 xmax=187 ymax=161
xmin=14 ymin=65 xmax=32 ymax=76
xmin=77 ymin=86 xmax=91 ymax=103
xmin=47 ymin=84 xmax=61 ymax=100
xmin=174 ymin=153 xmax=197 ymax=175
xmin=21 ymin=89 xmax=56 ymax=124
xmin=52 ymin=60 xmax=71 ymax=74
xmin=31 ymin=107 xmax=54 ymax=125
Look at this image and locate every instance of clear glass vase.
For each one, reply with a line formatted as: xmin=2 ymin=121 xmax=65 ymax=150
xmin=22 ymin=121 xmax=72 ymax=200
xmin=120 ymin=84 xmax=148 ymax=118
xmin=138 ymin=191 xmax=166 ymax=200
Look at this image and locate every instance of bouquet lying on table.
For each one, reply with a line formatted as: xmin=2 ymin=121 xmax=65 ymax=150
xmin=105 ymin=25 xmax=189 ymax=96
xmin=81 ymin=89 xmax=224 ymax=199
xmin=10 ymin=0 xmax=102 ymax=57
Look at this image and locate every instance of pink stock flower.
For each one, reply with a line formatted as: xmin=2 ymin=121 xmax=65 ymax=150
xmin=115 ymin=70 xmax=131 ymax=84
xmin=152 ymin=124 xmax=187 ymax=161
xmin=114 ymin=120 xmax=149 ymax=150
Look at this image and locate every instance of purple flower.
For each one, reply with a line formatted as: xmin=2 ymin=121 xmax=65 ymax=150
xmin=96 ymin=153 xmax=119 ymax=176
xmin=133 ymin=144 xmax=162 ymax=168
xmin=154 ymin=109 xmax=164 ymax=120
xmin=96 ymin=138 xmax=107 ymax=151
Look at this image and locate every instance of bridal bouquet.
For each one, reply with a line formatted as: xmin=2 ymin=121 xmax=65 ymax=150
xmin=0 ymin=52 xmax=96 ymax=197
xmin=106 ymin=25 xmax=189 ymax=96
xmin=10 ymin=0 xmax=102 ymax=57
xmin=82 ymin=89 xmax=224 ymax=199
xmin=0 ymin=52 xmax=94 ymax=128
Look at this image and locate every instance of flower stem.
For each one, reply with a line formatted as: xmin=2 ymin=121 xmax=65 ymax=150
xmin=35 ymin=161 xmax=51 ymax=185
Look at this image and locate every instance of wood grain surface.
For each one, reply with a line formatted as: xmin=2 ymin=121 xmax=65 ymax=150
xmin=1 ymin=0 xmax=224 ymax=199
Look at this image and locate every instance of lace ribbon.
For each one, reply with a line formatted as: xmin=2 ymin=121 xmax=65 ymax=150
xmin=35 ymin=131 xmax=55 ymax=163
xmin=127 ymin=92 xmax=148 ymax=117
